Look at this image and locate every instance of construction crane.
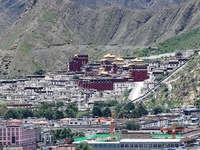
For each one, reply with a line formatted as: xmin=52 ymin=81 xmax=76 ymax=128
xmin=110 ymin=112 xmax=115 ymax=141
xmin=160 ymin=125 xmax=185 ymax=139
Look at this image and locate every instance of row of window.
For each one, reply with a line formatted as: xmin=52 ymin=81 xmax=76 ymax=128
xmin=0 ymin=128 xmax=19 ymax=132
xmin=89 ymin=143 xmax=180 ymax=148
xmin=121 ymin=143 xmax=179 ymax=148
xmin=92 ymin=144 xmax=119 ymax=147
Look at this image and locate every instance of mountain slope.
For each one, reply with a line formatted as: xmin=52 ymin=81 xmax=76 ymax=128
xmin=145 ymin=54 xmax=200 ymax=108
xmin=71 ymin=0 xmax=190 ymax=10
xmin=0 ymin=0 xmax=32 ymax=35
xmin=0 ymin=0 xmax=200 ymax=77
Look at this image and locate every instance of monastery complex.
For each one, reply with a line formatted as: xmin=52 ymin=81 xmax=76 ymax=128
xmin=69 ymin=53 xmax=149 ymax=91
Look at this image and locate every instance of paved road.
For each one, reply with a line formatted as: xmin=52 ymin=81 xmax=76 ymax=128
xmin=128 ymin=82 xmax=144 ymax=101
xmin=141 ymin=53 xmax=175 ymax=60
xmin=130 ymin=57 xmax=192 ymax=103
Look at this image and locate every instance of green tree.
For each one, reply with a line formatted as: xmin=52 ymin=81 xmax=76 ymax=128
xmin=131 ymin=109 xmax=140 ymax=118
xmin=194 ymin=99 xmax=200 ymax=109
xmin=106 ymin=100 xmax=119 ymax=107
xmin=74 ymin=132 xmax=85 ymax=138
xmin=115 ymin=103 xmax=122 ymax=114
xmin=51 ymin=128 xmax=74 ymax=140
xmin=0 ymin=104 xmax=8 ymax=116
xmin=92 ymin=106 xmax=102 ymax=117
xmin=117 ymin=108 xmax=129 ymax=118
xmin=175 ymin=52 xmax=183 ymax=57
xmin=39 ymin=102 xmax=49 ymax=109
xmin=75 ymin=142 xmax=92 ymax=150
xmin=152 ymin=105 xmax=164 ymax=115
xmin=44 ymin=108 xmax=54 ymax=120
xmin=53 ymin=110 xmax=64 ymax=120
xmin=124 ymin=102 xmax=135 ymax=111
xmin=102 ymin=107 xmax=111 ymax=117
xmin=65 ymin=103 xmax=78 ymax=118
xmin=73 ymin=75 xmax=79 ymax=80
xmin=56 ymin=102 xmax=64 ymax=108
xmin=137 ymin=102 xmax=148 ymax=116
xmin=94 ymin=101 xmax=105 ymax=107
xmin=34 ymin=69 xmax=45 ymax=75
xmin=4 ymin=109 xmax=19 ymax=119
xmin=18 ymin=108 xmax=34 ymax=118
xmin=155 ymin=74 xmax=164 ymax=81
xmin=99 ymin=92 xmax=103 ymax=98
xmin=124 ymin=120 xmax=140 ymax=130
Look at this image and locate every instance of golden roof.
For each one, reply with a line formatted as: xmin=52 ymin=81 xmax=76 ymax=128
xmin=128 ymin=63 xmax=146 ymax=67
xmin=112 ymin=56 xmax=126 ymax=65
xmin=103 ymin=53 xmax=116 ymax=58
xmin=100 ymin=71 xmax=109 ymax=75
xmin=99 ymin=66 xmax=105 ymax=70
xmin=100 ymin=58 xmax=107 ymax=61
xmin=98 ymin=67 xmax=109 ymax=75
xmin=128 ymin=57 xmax=145 ymax=66
xmin=115 ymin=56 xmax=124 ymax=61
xmin=112 ymin=61 xmax=126 ymax=65
xmin=131 ymin=57 xmax=144 ymax=62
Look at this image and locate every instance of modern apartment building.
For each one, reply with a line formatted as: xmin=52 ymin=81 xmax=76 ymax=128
xmin=0 ymin=119 xmax=36 ymax=150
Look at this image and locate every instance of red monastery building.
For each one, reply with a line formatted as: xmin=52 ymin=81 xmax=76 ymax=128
xmin=68 ymin=53 xmax=149 ymax=91
xmin=68 ymin=54 xmax=88 ymax=72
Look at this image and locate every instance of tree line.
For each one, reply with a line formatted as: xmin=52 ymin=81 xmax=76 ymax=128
xmin=4 ymin=99 xmax=149 ymax=120
xmin=92 ymin=100 xmax=148 ymax=118
xmin=4 ymin=102 xmax=78 ymax=120
xmin=51 ymin=128 xmax=85 ymax=142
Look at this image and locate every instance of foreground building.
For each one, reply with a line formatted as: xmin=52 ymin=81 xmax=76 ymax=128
xmin=0 ymin=119 xmax=36 ymax=150
xmin=73 ymin=139 xmax=183 ymax=150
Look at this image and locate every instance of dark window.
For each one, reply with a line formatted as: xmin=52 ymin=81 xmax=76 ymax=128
xmin=125 ymin=144 xmax=129 ymax=147
xmin=153 ymin=144 xmax=157 ymax=147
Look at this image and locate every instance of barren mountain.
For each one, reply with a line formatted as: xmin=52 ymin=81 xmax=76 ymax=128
xmin=0 ymin=0 xmax=199 ymax=77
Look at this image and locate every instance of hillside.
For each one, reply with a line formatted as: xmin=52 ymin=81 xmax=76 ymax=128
xmin=0 ymin=0 xmax=200 ymax=77
xmin=71 ymin=0 xmax=189 ymax=10
xmin=0 ymin=0 xmax=190 ymax=36
xmin=133 ymin=25 xmax=200 ymax=56
xmin=145 ymin=53 xmax=200 ymax=109
xmin=0 ymin=0 xmax=32 ymax=35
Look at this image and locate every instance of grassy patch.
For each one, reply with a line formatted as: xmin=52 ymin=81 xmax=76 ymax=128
xmin=42 ymin=41 xmax=50 ymax=48
xmin=133 ymin=25 xmax=200 ymax=57
xmin=88 ymin=50 xmax=105 ymax=63
xmin=32 ymin=59 xmax=42 ymax=69
xmin=157 ymin=26 xmax=200 ymax=52
xmin=77 ymin=110 xmax=91 ymax=118
xmin=56 ymin=0 xmax=63 ymax=4
xmin=0 ymin=34 xmax=19 ymax=50
xmin=19 ymin=41 xmax=33 ymax=55
xmin=30 ymin=31 xmax=45 ymax=38
xmin=37 ymin=11 xmax=57 ymax=25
